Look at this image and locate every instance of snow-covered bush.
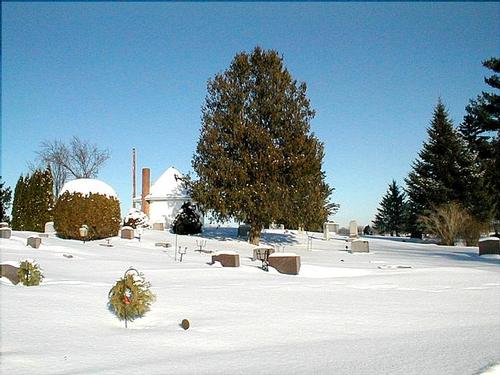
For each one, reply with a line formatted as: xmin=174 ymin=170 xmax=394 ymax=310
xmin=108 ymin=268 xmax=156 ymax=327
xmin=18 ymin=259 xmax=44 ymax=286
xmin=53 ymin=191 xmax=121 ymax=240
xmin=171 ymin=202 xmax=202 ymax=235
xmin=122 ymin=208 xmax=149 ymax=229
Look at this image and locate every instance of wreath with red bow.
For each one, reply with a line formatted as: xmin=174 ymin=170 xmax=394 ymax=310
xmin=108 ymin=268 xmax=156 ymax=327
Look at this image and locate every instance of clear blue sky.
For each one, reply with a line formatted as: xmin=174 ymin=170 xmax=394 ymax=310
xmin=2 ymin=2 xmax=499 ymax=227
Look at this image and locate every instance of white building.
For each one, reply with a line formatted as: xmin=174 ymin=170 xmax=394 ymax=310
xmin=133 ymin=167 xmax=190 ymax=228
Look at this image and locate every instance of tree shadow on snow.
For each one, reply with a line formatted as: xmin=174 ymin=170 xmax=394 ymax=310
xmin=259 ymin=231 xmax=299 ymax=245
xmin=195 ymin=227 xmax=240 ymax=242
xmin=366 ymin=235 xmax=499 ymax=265
xmin=364 ymin=235 xmax=440 ymax=245
xmin=429 ymin=250 xmax=500 ymax=265
xmin=195 ymin=227 xmax=298 ymax=245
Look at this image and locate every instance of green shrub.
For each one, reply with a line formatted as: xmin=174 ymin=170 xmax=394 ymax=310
xmin=53 ymin=192 xmax=121 ymax=240
xmin=18 ymin=259 xmax=44 ymax=286
xmin=172 ymin=202 xmax=202 ymax=235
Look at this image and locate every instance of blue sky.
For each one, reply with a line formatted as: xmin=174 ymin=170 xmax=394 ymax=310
xmin=2 ymin=2 xmax=499 ymax=227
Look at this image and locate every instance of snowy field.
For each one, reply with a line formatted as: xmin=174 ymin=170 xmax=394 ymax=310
xmin=1 ymin=228 xmax=499 ymax=375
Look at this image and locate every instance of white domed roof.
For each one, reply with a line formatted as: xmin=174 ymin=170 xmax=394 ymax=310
xmin=59 ymin=178 xmax=118 ymax=199
xmin=149 ymin=167 xmax=188 ymax=198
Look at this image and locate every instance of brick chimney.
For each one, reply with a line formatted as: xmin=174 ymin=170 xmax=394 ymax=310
xmin=141 ymin=168 xmax=150 ymax=216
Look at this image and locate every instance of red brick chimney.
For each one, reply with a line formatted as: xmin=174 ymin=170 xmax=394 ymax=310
xmin=141 ymin=168 xmax=150 ymax=216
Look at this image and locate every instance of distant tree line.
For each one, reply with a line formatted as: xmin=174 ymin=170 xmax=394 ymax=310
xmin=373 ymin=57 xmax=499 ymax=245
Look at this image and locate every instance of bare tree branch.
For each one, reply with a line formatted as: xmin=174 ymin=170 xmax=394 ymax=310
xmin=34 ymin=137 xmax=110 ymax=195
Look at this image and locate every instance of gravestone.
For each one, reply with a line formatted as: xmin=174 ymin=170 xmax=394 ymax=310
xmin=0 ymin=264 xmax=20 ymax=285
xmin=350 ymin=239 xmax=369 ymax=253
xmin=0 ymin=227 xmax=12 ymax=239
xmin=44 ymin=221 xmax=56 ymax=234
xmin=478 ymin=237 xmax=500 ymax=256
xmin=0 ymin=222 xmax=9 ymax=228
xmin=323 ymin=222 xmax=339 ymax=240
xmin=349 ymin=220 xmax=358 ymax=238
xmin=121 ymin=227 xmax=134 ymax=240
xmin=253 ymin=246 xmax=275 ymax=261
xmin=237 ymin=224 xmax=251 ymax=238
xmin=27 ymin=236 xmax=42 ymax=249
xmin=152 ymin=222 xmax=164 ymax=231
xmin=268 ymin=253 xmax=301 ymax=275
xmin=155 ymin=242 xmax=171 ymax=248
xmin=211 ymin=251 xmax=240 ymax=267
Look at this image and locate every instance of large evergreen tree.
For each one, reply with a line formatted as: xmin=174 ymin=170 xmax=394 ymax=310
xmin=31 ymin=168 xmax=54 ymax=232
xmin=373 ymin=180 xmax=406 ymax=236
xmin=458 ymin=57 xmax=499 ymax=226
xmin=11 ymin=169 xmax=53 ymax=232
xmin=277 ymin=136 xmax=337 ymax=232
xmin=190 ymin=47 xmax=335 ymax=244
xmin=11 ymin=175 xmax=27 ymax=230
xmin=0 ymin=178 xmax=13 ymax=222
xmin=405 ymin=99 xmax=483 ymax=237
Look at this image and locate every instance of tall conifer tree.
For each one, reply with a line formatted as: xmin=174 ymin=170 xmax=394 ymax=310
xmin=0 ymin=178 xmax=13 ymax=222
xmin=459 ymin=57 xmax=499 ymax=225
xmin=373 ymin=180 xmax=406 ymax=236
xmin=30 ymin=168 xmax=54 ymax=232
xmin=11 ymin=169 xmax=53 ymax=232
xmin=11 ymin=175 xmax=27 ymax=230
xmin=405 ymin=99 xmax=482 ymax=237
xmin=191 ymin=47 xmax=335 ymax=243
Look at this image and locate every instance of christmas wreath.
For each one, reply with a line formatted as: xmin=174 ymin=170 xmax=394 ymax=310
xmin=108 ymin=268 xmax=156 ymax=327
xmin=17 ymin=259 xmax=44 ymax=286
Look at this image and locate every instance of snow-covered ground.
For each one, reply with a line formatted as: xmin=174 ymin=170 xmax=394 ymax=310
xmin=1 ymin=228 xmax=499 ymax=375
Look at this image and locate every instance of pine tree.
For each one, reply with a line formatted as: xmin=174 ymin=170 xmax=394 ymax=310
xmin=0 ymin=178 xmax=13 ymax=223
xmin=172 ymin=202 xmax=202 ymax=235
xmin=190 ymin=47 xmax=335 ymax=244
xmin=363 ymin=225 xmax=373 ymax=235
xmin=405 ymin=99 xmax=484 ymax=237
xmin=11 ymin=175 xmax=27 ymax=230
xmin=373 ymin=180 xmax=406 ymax=236
xmin=459 ymin=57 xmax=500 ymax=225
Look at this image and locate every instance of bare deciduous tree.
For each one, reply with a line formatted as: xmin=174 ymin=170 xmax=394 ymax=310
xmin=35 ymin=137 xmax=110 ymax=196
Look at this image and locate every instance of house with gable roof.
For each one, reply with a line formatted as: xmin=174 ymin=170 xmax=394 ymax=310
xmin=133 ymin=166 xmax=192 ymax=228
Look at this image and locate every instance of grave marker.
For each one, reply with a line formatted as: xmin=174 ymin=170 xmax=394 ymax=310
xmin=0 ymin=227 xmax=12 ymax=239
xmin=350 ymin=239 xmax=369 ymax=253
xmin=349 ymin=220 xmax=358 ymax=238
xmin=27 ymin=236 xmax=41 ymax=249
xmin=121 ymin=227 xmax=134 ymax=240
xmin=323 ymin=222 xmax=339 ymax=240
xmin=478 ymin=237 xmax=500 ymax=256
xmin=152 ymin=222 xmax=165 ymax=231
xmin=44 ymin=221 xmax=56 ymax=234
